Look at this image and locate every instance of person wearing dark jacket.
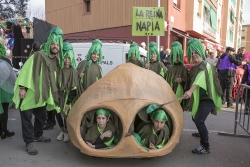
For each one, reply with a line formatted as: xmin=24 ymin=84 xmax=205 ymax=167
xmin=235 ymin=47 xmax=246 ymax=61
xmin=218 ymin=47 xmax=247 ymax=108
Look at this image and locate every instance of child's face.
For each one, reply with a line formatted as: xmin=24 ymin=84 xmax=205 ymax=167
xmin=152 ymin=119 xmax=165 ymax=132
xmin=91 ymin=53 xmax=100 ymax=62
xmin=64 ymin=57 xmax=71 ymax=66
xmin=96 ymin=114 xmax=109 ymax=128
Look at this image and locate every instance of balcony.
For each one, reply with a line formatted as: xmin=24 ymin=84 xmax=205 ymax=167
xmin=203 ymin=21 xmax=216 ymax=38
xmin=210 ymin=0 xmax=218 ymax=8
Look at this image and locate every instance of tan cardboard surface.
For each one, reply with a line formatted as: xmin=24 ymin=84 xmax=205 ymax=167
xmin=67 ymin=63 xmax=184 ymax=158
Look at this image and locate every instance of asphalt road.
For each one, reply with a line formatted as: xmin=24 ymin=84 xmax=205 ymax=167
xmin=0 ymin=104 xmax=250 ymax=167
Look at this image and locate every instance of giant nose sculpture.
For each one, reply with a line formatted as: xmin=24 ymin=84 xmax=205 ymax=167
xmin=67 ymin=63 xmax=184 ymax=158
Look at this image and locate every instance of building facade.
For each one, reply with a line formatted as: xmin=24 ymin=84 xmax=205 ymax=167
xmin=45 ymin=0 xmax=243 ymax=55
xmin=45 ymin=0 xmax=187 ymax=53
xmin=241 ymin=25 xmax=250 ymax=51
xmin=221 ymin=0 xmax=243 ymax=51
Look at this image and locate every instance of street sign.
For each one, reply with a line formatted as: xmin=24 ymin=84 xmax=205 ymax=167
xmin=132 ymin=7 xmax=165 ymax=36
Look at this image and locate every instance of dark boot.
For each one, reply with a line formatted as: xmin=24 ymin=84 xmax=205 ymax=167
xmin=42 ymin=121 xmax=54 ymax=130
xmin=1 ymin=130 xmax=15 ymax=139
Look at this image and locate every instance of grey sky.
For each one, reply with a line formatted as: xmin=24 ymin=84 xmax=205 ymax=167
xmin=243 ymin=0 xmax=250 ymax=25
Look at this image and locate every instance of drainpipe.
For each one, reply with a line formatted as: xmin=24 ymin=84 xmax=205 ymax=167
xmin=156 ymin=0 xmax=160 ymax=51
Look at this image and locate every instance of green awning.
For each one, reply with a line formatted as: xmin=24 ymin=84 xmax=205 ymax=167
xmin=204 ymin=1 xmax=210 ymax=10
xmin=210 ymin=9 xmax=217 ymax=31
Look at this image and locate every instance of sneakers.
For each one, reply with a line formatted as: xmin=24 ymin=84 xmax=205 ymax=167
xmin=1 ymin=130 xmax=15 ymax=139
xmin=192 ymin=145 xmax=210 ymax=154
xmin=64 ymin=132 xmax=70 ymax=142
xmin=57 ymin=132 xmax=64 ymax=141
xmin=34 ymin=135 xmax=51 ymax=143
xmin=192 ymin=132 xmax=200 ymax=137
xmin=25 ymin=143 xmax=38 ymax=155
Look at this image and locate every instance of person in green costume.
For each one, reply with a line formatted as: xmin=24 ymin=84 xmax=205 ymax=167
xmin=145 ymin=42 xmax=168 ymax=78
xmin=56 ymin=41 xmax=79 ymax=142
xmin=183 ymin=38 xmax=222 ymax=154
xmin=76 ymin=39 xmax=103 ymax=97
xmin=127 ymin=43 xmax=144 ymax=67
xmin=166 ymin=41 xmax=189 ymax=109
xmin=0 ymin=42 xmax=15 ymax=139
xmin=84 ymin=108 xmax=116 ymax=149
xmin=138 ymin=109 xmax=170 ymax=150
xmin=12 ymin=27 xmax=64 ymax=155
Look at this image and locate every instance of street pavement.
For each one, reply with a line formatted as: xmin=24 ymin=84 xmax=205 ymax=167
xmin=0 ymin=104 xmax=250 ymax=167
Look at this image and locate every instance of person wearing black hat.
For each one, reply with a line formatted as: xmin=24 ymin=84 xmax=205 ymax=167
xmin=218 ymin=47 xmax=247 ymax=108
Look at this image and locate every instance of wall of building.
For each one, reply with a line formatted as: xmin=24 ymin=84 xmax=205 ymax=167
xmin=46 ymin=0 xmax=168 ymax=34
xmin=242 ymin=25 xmax=250 ymax=52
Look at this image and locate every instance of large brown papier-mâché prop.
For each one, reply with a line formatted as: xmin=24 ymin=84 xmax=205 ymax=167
xmin=67 ymin=63 xmax=184 ymax=158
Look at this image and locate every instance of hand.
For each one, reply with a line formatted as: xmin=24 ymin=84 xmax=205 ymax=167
xmin=100 ymin=130 xmax=112 ymax=139
xmin=86 ymin=142 xmax=95 ymax=148
xmin=145 ymin=63 xmax=150 ymax=69
xmin=163 ymin=59 xmax=167 ymax=63
xmin=149 ymin=142 xmax=157 ymax=150
xmin=183 ymin=90 xmax=192 ymax=99
xmin=19 ymin=88 xmax=26 ymax=99
xmin=175 ymin=75 xmax=182 ymax=83
xmin=64 ymin=104 xmax=70 ymax=112
xmin=242 ymin=61 xmax=247 ymax=65
xmin=79 ymin=73 xmax=84 ymax=78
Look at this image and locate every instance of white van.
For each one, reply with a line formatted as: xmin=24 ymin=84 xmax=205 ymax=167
xmin=71 ymin=43 xmax=147 ymax=76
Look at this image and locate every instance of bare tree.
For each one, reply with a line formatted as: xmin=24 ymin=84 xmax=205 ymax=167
xmin=26 ymin=2 xmax=45 ymax=20
xmin=0 ymin=0 xmax=29 ymax=19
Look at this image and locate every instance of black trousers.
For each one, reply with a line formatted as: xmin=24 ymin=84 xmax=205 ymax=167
xmin=220 ymin=77 xmax=234 ymax=104
xmin=56 ymin=113 xmax=67 ymax=129
xmin=0 ymin=103 xmax=9 ymax=132
xmin=192 ymin=100 xmax=215 ymax=148
xmin=19 ymin=106 xmax=46 ymax=144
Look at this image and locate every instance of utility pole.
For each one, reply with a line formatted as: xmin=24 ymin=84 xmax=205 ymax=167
xmin=156 ymin=0 xmax=160 ymax=51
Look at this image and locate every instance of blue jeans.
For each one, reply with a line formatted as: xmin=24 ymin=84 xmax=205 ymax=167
xmin=193 ymin=99 xmax=215 ymax=148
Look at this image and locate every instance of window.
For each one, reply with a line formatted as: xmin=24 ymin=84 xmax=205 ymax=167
xmin=230 ymin=10 xmax=235 ymax=24
xmin=241 ymin=36 xmax=245 ymax=40
xmin=229 ymin=30 xmax=233 ymax=42
xmin=83 ymin=0 xmax=90 ymax=13
xmin=197 ymin=0 xmax=202 ymax=17
xmin=231 ymin=0 xmax=236 ymax=6
xmin=173 ymin=0 xmax=181 ymax=9
xmin=203 ymin=1 xmax=217 ymax=31
xmin=242 ymin=28 xmax=245 ymax=31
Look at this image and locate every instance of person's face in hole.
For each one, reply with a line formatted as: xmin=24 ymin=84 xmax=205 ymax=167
xmin=96 ymin=114 xmax=109 ymax=129
xmin=91 ymin=53 xmax=99 ymax=62
xmin=152 ymin=119 xmax=165 ymax=132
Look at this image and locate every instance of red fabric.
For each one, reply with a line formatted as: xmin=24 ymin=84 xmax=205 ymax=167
xmin=232 ymin=67 xmax=244 ymax=100
xmin=184 ymin=55 xmax=192 ymax=70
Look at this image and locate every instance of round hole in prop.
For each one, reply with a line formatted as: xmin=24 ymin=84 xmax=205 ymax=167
xmin=133 ymin=106 xmax=173 ymax=151
xmin=80 ymin=108 xmax=123 ymax=150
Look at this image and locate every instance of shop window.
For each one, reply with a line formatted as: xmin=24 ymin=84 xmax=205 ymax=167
xmin=83 ymin=0 xmax=91 ymax=13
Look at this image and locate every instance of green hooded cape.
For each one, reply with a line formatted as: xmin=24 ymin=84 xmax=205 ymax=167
xmin=58 ymin=42 xmax=79 ymax=115
xmin=186 ymin=38 xmax=222 ymax=117
xmin=13 ymin=27 xmax=63 ymax=112
xmin=127 ymin=43 xmax=144 ymax=67
xmin=166 ymin=41 xmax=189 ymax=109
xmin=76 ymin=39 xmax=103 ymax=97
